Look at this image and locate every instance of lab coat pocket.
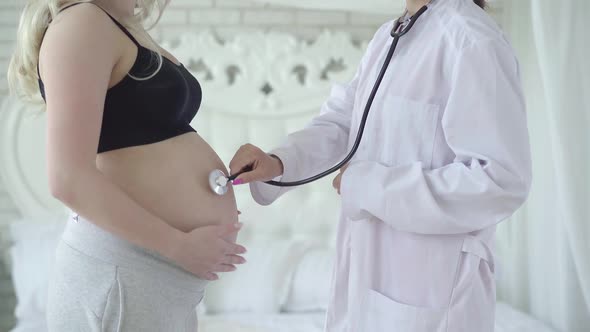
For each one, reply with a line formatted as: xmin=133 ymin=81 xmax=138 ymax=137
xmin=377 ymin=96 xmax=440 ymax=168
xmin=452 ymin=236 xmax=495 ymax=296
xmin=461 ymin=236 xmax=495 ymax=273
xmin=445 ymin=236 xmax=496 ymax=331
xmin=358 ymin=289 xmax=448 ymax=332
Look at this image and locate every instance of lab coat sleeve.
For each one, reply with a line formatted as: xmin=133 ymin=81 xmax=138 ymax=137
xmin=340 ymin=38 xmax=533 ymax=235
xmin=250 ymin=22 xmax=394 ymax=206
xmin=249 ymin=74 xmax=358 ymax=205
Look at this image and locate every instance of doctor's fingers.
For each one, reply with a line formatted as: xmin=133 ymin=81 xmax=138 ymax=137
xmin=332 ymin=173 xmax=342 ymax=195
xmin=229 ymin=145 xmax=259 ymax=175
xmin=234 ymin=166 xmax=272 ymax=184
xmin=332 ymin=173 xmax=339 ymax=189
xmin=230 ymin=144 xmax=260 ymax=163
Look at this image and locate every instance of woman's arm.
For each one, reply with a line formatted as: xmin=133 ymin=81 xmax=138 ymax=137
xmin=41 ymin=5 xmax=244 ymax=279
xmin=340 ymin=38 xmax=533 ymax=235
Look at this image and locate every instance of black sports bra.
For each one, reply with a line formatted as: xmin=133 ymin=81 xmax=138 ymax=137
xmin=38 ymin=2 xmax=202 ymax=153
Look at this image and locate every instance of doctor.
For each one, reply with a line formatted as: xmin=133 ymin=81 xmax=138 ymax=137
xmin=230 ymin=0 xmax=532 ymax=331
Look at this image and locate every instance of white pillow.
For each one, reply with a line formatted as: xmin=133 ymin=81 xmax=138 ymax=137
xmin=9 ymin=215 xmax=67 ymax=332
xmin=283 ymin=247 xmax=334 ymax=313
xmin=203 ymin=236 xmax=311 ymax=314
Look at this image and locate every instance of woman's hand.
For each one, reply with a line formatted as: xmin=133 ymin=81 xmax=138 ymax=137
xmin=332 ymin=164 xmax=349 ymax=195
xmin=165 ymin=223 xmax=247 ymax=281
xmin=229 ymin=144 xmax=284 ymax=184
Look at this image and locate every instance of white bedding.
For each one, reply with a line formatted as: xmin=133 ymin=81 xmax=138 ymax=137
xmin=9 ymin=305 xmax=558 ymax=332
xmin=200 ymin=313 xmax=325 ymax=332
xmin=199 ymin=303 xmax=557 ymax=332
xmin=7 ymin=219 xmax=558 ymax=332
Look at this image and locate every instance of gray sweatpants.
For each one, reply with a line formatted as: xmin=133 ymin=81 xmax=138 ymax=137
xmin=47 ymin=215 xmax=207 ymax=332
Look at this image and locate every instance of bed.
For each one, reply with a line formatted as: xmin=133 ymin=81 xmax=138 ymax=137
xmin=199 ymin=304 xmax=558 ymax=332
xmin=0 ymin=30 xmax=557 ymax=332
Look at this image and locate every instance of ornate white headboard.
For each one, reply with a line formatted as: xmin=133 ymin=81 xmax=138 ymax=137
xmin=0 ymin=30 xmax=367 ymax=245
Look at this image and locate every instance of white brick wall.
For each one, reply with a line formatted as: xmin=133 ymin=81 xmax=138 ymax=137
xmin=154 ymin=0 xmax=390 ymax=41
xmin=0 ymin=0 xmax=504 ymax=97
xmin=0 ymin=0 xmax=390 ymax=96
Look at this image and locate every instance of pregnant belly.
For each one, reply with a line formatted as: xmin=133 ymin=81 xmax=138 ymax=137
xmin=96 ymin=133 xmax=238 ymax=234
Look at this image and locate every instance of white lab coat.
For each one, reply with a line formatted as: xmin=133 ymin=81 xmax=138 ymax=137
xmin=250 ymin=0 xmax=532 ymax=331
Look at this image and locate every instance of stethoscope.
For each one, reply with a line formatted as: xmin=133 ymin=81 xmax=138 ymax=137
xmin=209 ymin=4 xmax=431 ymax=196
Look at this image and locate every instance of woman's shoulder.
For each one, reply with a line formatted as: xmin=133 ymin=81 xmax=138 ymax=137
xmin=42 ymin=3 xmax=121 ymax=52
xmin=39 ymin=3 xmax=123 ymax=79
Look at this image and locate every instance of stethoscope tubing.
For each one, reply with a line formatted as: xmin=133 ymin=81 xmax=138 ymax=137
xmin=257 ymin=5 xmax=429 ymax=187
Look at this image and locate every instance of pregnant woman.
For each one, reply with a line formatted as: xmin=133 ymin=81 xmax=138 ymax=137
xmin=8 ymin=0 xmax=245 ymax=330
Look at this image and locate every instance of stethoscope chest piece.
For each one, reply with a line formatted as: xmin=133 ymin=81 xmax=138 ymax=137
xmin=209 ymin=169 xmax=229 ymax=196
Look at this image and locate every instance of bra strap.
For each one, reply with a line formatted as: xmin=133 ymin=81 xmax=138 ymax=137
xmin=59 ymin=2 xmax=141 ymax=47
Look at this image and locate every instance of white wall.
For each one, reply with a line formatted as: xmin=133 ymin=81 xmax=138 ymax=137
xmin=0 ymin=0 xmax=392 ymax=96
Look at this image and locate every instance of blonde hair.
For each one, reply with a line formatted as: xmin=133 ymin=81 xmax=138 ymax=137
xmin=7 ymin=0 xmax=168 ymax=103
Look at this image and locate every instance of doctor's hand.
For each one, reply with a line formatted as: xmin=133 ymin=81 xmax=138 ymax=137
xmin=229 ymin=144 xmax=284 ymax=184
xmin=332 ymin=164 xmax=349 ymax=195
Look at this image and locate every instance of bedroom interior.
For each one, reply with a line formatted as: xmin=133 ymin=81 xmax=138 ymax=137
xmin=0 ymin=0 xmax=588 ymax=331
